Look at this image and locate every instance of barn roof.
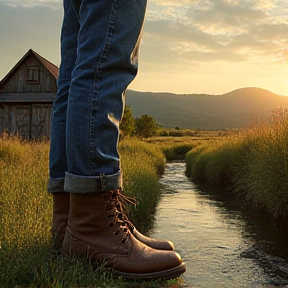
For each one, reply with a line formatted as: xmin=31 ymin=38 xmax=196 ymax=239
xmin=0 ymin=49 xmax=59 ymax=85
xmin=32 ymin=50 xmax=59 ymax=79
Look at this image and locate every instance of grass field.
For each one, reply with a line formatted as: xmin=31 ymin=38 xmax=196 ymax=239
xmin=0 ymin=136 xmax=175 ymax=288
xmin=2 ymin=118 xmax=287 ymax=287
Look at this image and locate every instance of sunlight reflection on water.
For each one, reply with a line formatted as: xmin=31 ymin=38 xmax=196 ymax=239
xmin=150 ymin=162 xmax=288 ymax=288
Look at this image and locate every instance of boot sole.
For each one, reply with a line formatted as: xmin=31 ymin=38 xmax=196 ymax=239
xmin=113 ymin=262 xmax=186 ymax=280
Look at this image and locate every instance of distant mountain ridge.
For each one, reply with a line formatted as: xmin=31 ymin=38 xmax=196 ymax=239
xmin=125 ymin=87 xmax=288 ymax=130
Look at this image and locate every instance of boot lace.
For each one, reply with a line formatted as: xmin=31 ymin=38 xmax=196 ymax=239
xmin=104 ymin=190 xmax=137 ymax=244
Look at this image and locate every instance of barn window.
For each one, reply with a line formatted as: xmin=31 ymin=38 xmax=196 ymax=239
xmin=27 ymin=66 xmax=39 ymax=84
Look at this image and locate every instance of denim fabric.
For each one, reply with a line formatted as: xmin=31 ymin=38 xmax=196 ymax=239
xmin=48 ymin=0 xmax=147 ymax=193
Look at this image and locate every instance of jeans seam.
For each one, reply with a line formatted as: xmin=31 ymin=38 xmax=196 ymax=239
xmin=89 ymin=0 xmax=118 ymax=174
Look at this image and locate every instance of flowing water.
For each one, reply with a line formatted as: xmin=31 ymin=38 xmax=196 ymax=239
xmin=150 ymin=162 xmax=288 ymax=288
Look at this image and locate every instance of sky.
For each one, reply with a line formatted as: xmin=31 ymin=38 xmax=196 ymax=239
xmin=0 ymin=0 xmax=288 ymax=96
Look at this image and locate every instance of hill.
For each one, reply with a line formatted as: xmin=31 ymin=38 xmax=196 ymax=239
xmin=125 ymin=87 xmax=288 ymax=130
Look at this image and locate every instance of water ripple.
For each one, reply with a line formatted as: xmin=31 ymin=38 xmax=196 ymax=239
xmin=150 ymin=162 xmax=288 ymax=288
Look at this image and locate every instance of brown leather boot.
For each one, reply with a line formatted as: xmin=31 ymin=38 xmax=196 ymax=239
xmin=62 ymin=191 xmax=186 ymax=280
xmin=110 ymin=190 xmax=174 ymax=250
xmin=51 ymin=192 xmax=70 ymax=250
xmin=51 ymin=191 xmax=173 ymax=251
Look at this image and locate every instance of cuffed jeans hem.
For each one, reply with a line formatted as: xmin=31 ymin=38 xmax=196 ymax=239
xmin=47 ymin=178 xmax=65 ymax=193
xmin=64 ymin=170 xmax=123 ymax=193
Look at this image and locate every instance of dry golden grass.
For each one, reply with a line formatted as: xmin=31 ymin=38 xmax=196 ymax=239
xmin=185 ymin=108 xmax=288 ymax=222
xmin=0 ymin=136 xmax=173 ymax=288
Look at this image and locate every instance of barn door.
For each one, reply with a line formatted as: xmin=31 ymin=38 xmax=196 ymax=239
xmin=14 ymin=104 xmax=52 ymax=139
xmin=0 ymin=105 xmax=9 ymax=134
xmin=15 ymin=105 xmax=32 ymax=139
xmin=31 ymin=104 xmax=51 ymax=139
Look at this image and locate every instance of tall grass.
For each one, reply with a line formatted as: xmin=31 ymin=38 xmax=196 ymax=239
xmin=162 ymin=144 xmax=194 ymax=161
xmin=119 ymin=139 xmax=166 ymax=231
xmin=146 ymin=134 xmax=228 ymax=162
xmin=0 ymin=136 xmax=167 ymax=288
xmin=185 ymin=108 xmax=288 ymax=223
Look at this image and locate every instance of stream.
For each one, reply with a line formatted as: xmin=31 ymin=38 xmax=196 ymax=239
xmin=150 ymin=162 xmax=288 ymax=288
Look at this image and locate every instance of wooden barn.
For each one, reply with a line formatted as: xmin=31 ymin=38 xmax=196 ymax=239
xmin=0 ymin=49 xmax=58 ymax=139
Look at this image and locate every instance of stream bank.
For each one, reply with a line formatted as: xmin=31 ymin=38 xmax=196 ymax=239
xmin=150 ymin=162 xmax=288 ymax=288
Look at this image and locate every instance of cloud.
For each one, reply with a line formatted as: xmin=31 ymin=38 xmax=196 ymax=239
xmin=144 ymin=0 xmax=288 ymax=66
xmin=190 ymin=0 xmax=268 ymax=32
xmin=0 ymin=0 xmax=287 ymax=95
xmin=251 ymin=22 xmax=288 ymax=41
xmin=151 ymin=0 xmax=200 ymax=6
xmin=0 ymin=0 xmax=61 ymax=8
xmin=144 ymin=19 xmax=222 ymax=51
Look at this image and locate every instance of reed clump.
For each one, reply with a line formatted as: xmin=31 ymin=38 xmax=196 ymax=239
xmin=185 ymin=108 xmax=288 ymax=222
xmin=162 ymin=143 xmax=194 ymax=161
xmin=0 ymin=136 xmax=166 ymax=288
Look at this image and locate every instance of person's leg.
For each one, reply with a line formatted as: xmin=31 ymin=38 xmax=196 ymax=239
xmin=62 ymin=0 xmax=186 ymax=279
xmin=48 ymin=0 xmax=174 ymax=252
xmin=64 ymin=0 xmax=137 ymax=187
xmin=48 ymin=0 xmax=79 ymax=247
xmin=49 ymin=0 xmax=79 ymax=191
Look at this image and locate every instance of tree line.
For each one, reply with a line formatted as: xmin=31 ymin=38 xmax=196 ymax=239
xmin=120 ymin=106 xmax=158 ymax=138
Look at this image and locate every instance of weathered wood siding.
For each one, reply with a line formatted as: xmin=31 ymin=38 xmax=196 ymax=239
xmin=0 ymin=103 xmax=52 ymax=139
xmin=0 ymin=54 xmax=57 ymax=94
xmin=0 ymin=50 xmax=57 ymax=139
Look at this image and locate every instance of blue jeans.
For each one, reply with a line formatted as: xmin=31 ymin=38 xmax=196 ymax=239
xmin=48 ymin=0 xmax=147 ymax=193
